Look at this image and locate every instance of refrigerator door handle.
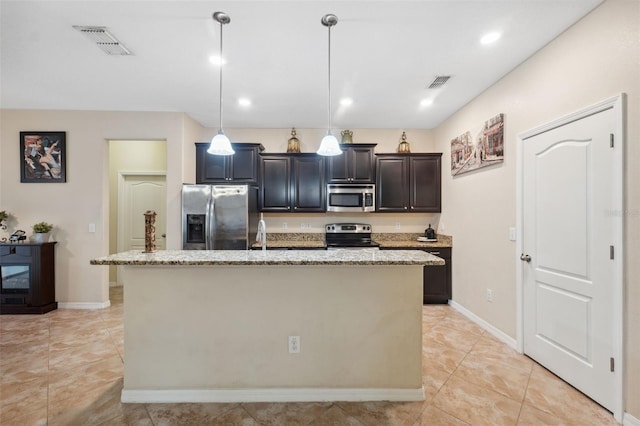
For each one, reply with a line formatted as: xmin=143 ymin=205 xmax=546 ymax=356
xmin=205 ymin=196 xmax=213 ymax=250
xmin=209 ymin=194 xmax=216 ymax=250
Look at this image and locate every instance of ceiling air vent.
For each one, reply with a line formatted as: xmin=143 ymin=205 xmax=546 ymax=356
xmin=73 ymin=26 xmax=132 ymax=56
xmin=427 ymin=75 xmax=451 ymax=89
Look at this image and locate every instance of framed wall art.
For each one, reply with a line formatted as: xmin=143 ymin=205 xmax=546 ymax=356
xmin=450 ymin=113 xmax=504 ymax=176
xmin=20 ymin=131 xmax=66 ymax=183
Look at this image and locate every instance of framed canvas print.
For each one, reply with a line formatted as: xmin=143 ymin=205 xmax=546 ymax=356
xmin=450 ymin=113 xmax=504 ymax=176
xmin=20 ymin=131 xmax=66 ymax=182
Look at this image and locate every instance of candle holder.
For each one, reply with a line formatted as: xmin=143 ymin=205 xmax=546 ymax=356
xmin=397 ymin=131 xmax=411 ymax=153
xmin=287 ymin=128 xmax=301 ymax=153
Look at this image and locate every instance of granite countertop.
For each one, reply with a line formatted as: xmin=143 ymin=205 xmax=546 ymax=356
xmin=90 ymin=249 xmax=444 ymax=266
xmin=250 ymin=233 xmax=452 ymax=250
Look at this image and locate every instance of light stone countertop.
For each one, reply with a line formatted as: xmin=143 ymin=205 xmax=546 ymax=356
xmin=90 ymin=249 xmax=444 ymax=266
xmin=249 ymin=233 xmax=452 ymax=250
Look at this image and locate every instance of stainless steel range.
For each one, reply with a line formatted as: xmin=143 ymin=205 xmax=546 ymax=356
xmin=325 ymin=223 xmax=380 ymax=249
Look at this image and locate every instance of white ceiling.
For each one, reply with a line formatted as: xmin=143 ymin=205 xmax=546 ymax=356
xmin=0 ymin=0 xmax=603 ymax=130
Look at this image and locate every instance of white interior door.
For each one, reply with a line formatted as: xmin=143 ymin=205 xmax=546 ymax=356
xmin=119 ymin=174 xmax=167 ymax=252
xmin=521 ymin=104 xmax=619 ymax=412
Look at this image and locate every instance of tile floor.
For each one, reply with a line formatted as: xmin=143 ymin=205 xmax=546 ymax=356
xmin=0 ymin=286 xmax=617 ymax=425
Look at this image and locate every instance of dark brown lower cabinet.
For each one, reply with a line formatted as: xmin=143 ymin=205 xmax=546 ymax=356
xmin=421 ymin=247 xmax=451 ymax=304
xmin=1 ymin=242 xmax=57 ymax=314
xmin=381 ymin=246 xmax=451 ymax=304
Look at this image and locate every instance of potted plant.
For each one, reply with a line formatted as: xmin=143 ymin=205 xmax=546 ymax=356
xmin=32 ymin=221 xmax=53 ymax=243
xmin=0 ymin=211 xmax=8 ymax=230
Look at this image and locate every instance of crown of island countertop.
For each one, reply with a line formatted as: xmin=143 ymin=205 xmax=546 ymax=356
xmin=89 ymin=249 xmax=444 ymax=266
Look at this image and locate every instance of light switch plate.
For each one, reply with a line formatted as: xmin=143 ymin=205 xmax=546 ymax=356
xmin=89 ymin=223 xmax=96 ymax=233
xmin=509 ymin=227 xmax=516 ymax=241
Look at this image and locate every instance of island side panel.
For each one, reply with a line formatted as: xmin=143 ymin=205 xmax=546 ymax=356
xmin=122 ymin=264 xmax=422 ymax=397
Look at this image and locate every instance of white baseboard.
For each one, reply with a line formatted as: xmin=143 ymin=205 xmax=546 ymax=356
xmin=57 ymin=301 xmax=111 ymax=310
xmin=121 ymin=387 xmax=425 ymax=404
xmin=448 ymin=300 xmax=517 ymax=350
xmin=624 ymin=412 xmax=640 ymax=426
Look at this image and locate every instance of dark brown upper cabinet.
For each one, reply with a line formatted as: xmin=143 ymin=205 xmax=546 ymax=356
xmin=195 ymin=143 xmax=264 ymax=184
xmin=375 ymin=153 xmax=442 ymax=212
xmin=326 ymin=144 xmax=376 ymax=183
xmin=260 ymin=154 xmax=326 ymax=213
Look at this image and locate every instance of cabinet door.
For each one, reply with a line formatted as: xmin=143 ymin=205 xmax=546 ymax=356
xmin=351 ymin=146 xmax=375 ymax=183
xmin=260 ymin=156 xmax=291 ymax=212
xmin=230 ymin=146 xmax=260 ymax=183
xmin=327 ymin=144 xmax=375 ymax=183
xmin=409 ymin=155 xmax=441 ymax=212
xmin=196 ymin=144 xmax=229 ymax=183
xmin=292 ymin=156 xmax=326 ymax=212
xmin=195 ymin=143 xmax=262 ymax=184
xmin=423 ymin=248 xmax=451 ymax=304
xmin=376 ymin=156 xmax=408 ymax=212
xmin=326 ymin=151 xmax=349 ymax=183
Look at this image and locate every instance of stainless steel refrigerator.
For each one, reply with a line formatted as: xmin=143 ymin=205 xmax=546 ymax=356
xmin=181 ymin=184 xmax=259 ymax=250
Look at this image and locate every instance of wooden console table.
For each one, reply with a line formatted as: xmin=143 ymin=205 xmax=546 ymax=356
xmin=0 ymin=242 xmax=57 ymax=314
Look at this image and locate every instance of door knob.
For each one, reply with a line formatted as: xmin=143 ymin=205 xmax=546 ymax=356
xmin=520 ymin=254 xmax=531 ymax=262
xmin=161 ymin=234 xmax=166 ymax=238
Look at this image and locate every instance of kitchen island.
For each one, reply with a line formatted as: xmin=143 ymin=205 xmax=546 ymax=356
xmin=90 ymin=249 xmax=443 ymax=403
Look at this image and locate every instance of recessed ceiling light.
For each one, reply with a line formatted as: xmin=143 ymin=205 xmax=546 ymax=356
xmin=340 ymin=98 xmax=353 ymax=106
xmin=238 ymin=98 xmax=251 ymax=107
xmin=480 ymin=32 xmax=501 ymax=45
xmin=209 ymin=55 xmax=226 ymax=66
xmin=420 ymin=99 xmax=434 ymax=107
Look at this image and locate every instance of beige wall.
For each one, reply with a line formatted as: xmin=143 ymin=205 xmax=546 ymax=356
xmin=433 ymin=0 xmax=639 ymax=417
xmin=0 ymin=110 xmax=189 ymax=304
xmin=108 ymin=140 xmax=167 ymax=283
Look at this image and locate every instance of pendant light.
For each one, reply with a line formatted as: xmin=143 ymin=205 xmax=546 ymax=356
xmin=208 ymin=11 xmax=235 ymax=156
xmin=317 ymin=14 xmax=342 ymax=156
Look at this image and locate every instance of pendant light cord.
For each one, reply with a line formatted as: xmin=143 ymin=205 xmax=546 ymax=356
xmin=218 ymin=20 xmax=224 ymax=132
xmin=327 ymin=23 xmax=332 ymax=134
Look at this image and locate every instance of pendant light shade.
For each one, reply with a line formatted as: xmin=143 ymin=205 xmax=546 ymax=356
xmin=317 ymin=132 xmax=341 ymax=156
xmin=317 ymin=14 xmax=342 ymax=157
xmin=208 ymin=131 xmax=234 ymax=155
xmin=208 ymin=11 xmax=234 ymax=156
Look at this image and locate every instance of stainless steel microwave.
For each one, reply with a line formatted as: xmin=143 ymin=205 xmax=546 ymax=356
xmin=327 ymin=184 xmax=375 ymax=212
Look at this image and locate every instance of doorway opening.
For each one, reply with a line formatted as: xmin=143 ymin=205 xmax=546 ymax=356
xmin=108 ymin=140 xmax=167 ymax=286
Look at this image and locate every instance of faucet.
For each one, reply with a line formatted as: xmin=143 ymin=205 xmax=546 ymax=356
xmin=256 ymin=214 xmax=267 ymax=251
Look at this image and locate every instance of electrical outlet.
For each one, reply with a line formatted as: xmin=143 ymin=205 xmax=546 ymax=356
xmin=486 ymin=289 xmax=493 ymax=302
xmin=288 ymin=336 xmax=300 ymax=353
xmin=301 ymin=223 xmax=310 ymax=229
xmin=282 ymin=222 xmax=288 ymax=230
xmin=395 ymin=222 xmax=401 ymax=230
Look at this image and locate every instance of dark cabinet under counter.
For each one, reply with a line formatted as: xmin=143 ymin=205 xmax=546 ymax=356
xmin=380 ymin=246 xmax=451 ymax=304
xmin=1 ymin=242 xmax=57 ymax=314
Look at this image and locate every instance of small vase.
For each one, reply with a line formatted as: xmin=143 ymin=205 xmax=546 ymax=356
xmin=32 ymin=232 xmax=50 ymax=243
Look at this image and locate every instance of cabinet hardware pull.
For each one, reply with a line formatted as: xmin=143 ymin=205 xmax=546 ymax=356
xmin=429 ymin=251 xmax=440 ymax=255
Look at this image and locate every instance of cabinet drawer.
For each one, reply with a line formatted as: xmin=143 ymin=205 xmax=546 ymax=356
xmin=0 ymin=245 xmax=33 ymax=260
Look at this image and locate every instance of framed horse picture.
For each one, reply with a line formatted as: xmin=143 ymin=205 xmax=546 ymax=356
xmin=20 ymin=131 xmax=66 ymax=183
